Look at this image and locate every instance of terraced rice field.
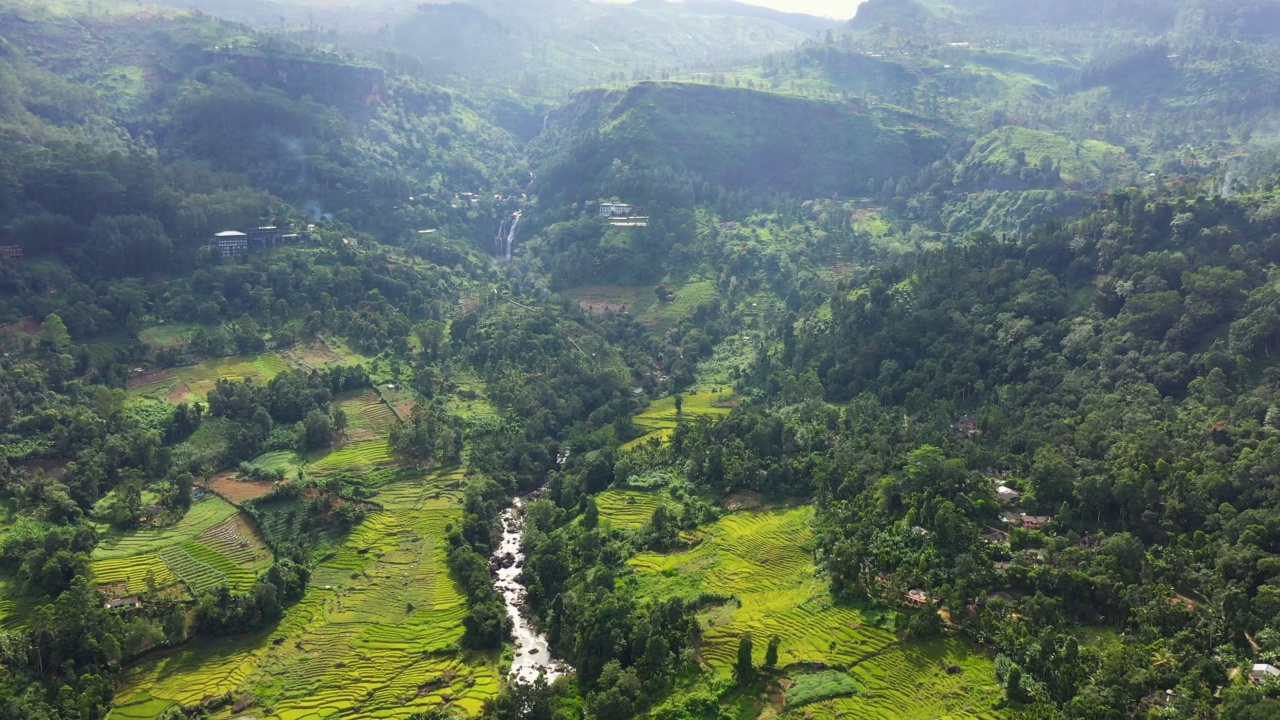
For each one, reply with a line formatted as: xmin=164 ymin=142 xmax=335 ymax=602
xmin=596 ymin=489 xmax=680 ymax=529
xmin=91 ymin=500 xmax=272 ymax=596
xmin=0 ymin=577 xmax=34 ymax=630
xmin=94 ymin=498 xmax=239 ymax=560
xmin=128 ymin=353 xmax=289 ymax=403
xmin=630 ymin=507 xmax=1004 ymax=719
xmin=338 ymin=390 xmax=398 ymax=441
xmin=109 ymin=470 xmax=498 ymax=720
xmin=247 ymin=450 xmax=306 ymax=481
xmin=621 ymin=390 xmax=735 ymax=451
xmin=90 ymin=553 xmax=181 ymax=596
xmin=308 ymin=440 xmax=396 ymax=476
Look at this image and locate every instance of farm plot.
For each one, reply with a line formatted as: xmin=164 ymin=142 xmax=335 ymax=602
xmin=629 ymin=506 xmax=1004 ymax=719
xmin=279 ymin=339 xmax=346 ymax=370
xmin=207 ymin=473 xmax=278 ymax=505
xmin=128 ymin=353 xmax=289 ymax=403
xmin=338 ymin=390 xmax=398 ymax=441
xmin=93 ymin=498 xmax=238 ymax=560
xmin=90 ymin=553 xmax=181 ymax=596
xmin=0 ymin=577 xmax=35 ymax=630
xmin=91 ymin=499 xmax=271 ymax=596
xmin=109 ymin=471 xmax=498 ymax=720
xmin=445 ymin=371 xmax=500 ymax=421
xmin=308 ymin=440 xmax=396 ymax=476
xmin=596 ymin=489 xmax=680 ymax=530
xmin=565 ymin=285 xmax=656 ymax=316
xmin=137 ymin=323 xmax=197 ymax=350
xmin=638 ymin=279 xmax=718 ymax=334
xmin=621 ymin=389 xmax=735 ymax=451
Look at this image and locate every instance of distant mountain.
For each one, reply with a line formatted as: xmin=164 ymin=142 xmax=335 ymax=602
xmin=531 ymin=81 xmax=948 ymax=205
xmin=670 ymin=0 xmax=840 ymax=35
xmin=849 ymin=0 xmax=1280 ymax=38
xmin=386 ymin=0 xmax=826 ymax=95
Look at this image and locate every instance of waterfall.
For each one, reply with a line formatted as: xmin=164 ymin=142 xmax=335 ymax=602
xmin=503 ymin=210 xmax=521 ymax=260
xmin=495 ymin=215 xmax=512 ymax=259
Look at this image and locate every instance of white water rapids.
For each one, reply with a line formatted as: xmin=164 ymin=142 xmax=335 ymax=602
xmin=492 ymin=497 xmax=571 ymax=684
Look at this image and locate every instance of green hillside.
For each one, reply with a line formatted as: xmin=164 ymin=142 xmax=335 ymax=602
xmin=534 ymin=81 xmax=948 ymax=204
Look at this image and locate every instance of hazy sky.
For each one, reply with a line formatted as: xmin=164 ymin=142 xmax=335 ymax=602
xmin=704 ymin=0 xmax=865 ymax=19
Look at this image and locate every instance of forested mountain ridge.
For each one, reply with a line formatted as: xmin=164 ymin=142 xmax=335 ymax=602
xmin=531 ymin=81 xmax=947 ymax=208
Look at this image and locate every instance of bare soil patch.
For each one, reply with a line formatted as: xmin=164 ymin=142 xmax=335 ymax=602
xmin=97 ymin=580 xmax=129 ymax=598
xmin=166 ymin=382 xmax=192 ymax=404
xmin=392 ymin=400 xmax=416 ymax=421
xmin=722 ymin=491 xmax=806 ymax=512
xmin=208 ymin=473 xmax=277 ymax=504
xmin=128 ymin=368 xmax=173 ymax=390
xmin=0 ymin=316 xmax=40 ymax=336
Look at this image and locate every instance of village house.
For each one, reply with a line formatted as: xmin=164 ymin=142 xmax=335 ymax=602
xmin=1145 ymin=689 xmax=1176 ymax=709
xmin=1250 ymin=663 xmax=1280 ymax=684
xmin=984 ymin=526 xmax=1010 ymax=545
xmin=1021 ymin=515 xmax=1053 ymax=529
xmin=104 ymin=596 xmax=140 ymax=610
xmin=954 ymin=415 xmax=978 ymax=439
xmin=905 ymin=589 xmax=930 ymax=605
xmin=996 ymin=485 xmax=1021 ymax=504
xmin=0 ymin=245 xmax=23 ymax=261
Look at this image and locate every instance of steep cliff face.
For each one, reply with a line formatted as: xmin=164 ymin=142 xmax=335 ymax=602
xmin=532 ymin=81 xmax=949 ymax=203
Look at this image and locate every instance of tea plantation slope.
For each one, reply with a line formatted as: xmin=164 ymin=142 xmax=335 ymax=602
xmin=629 ymin=507 xmax=1005 ymax=719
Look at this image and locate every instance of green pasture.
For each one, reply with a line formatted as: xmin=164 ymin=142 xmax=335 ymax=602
xmin=629 ymin=507 xmax=1005 ymax=719
xmin=109 ymin=470 xmax=498 ymax=720
xmin=137 ymin=323 xmax=197 ymax=350
xmin=445 ymin=370 xmax=501 ymax=421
